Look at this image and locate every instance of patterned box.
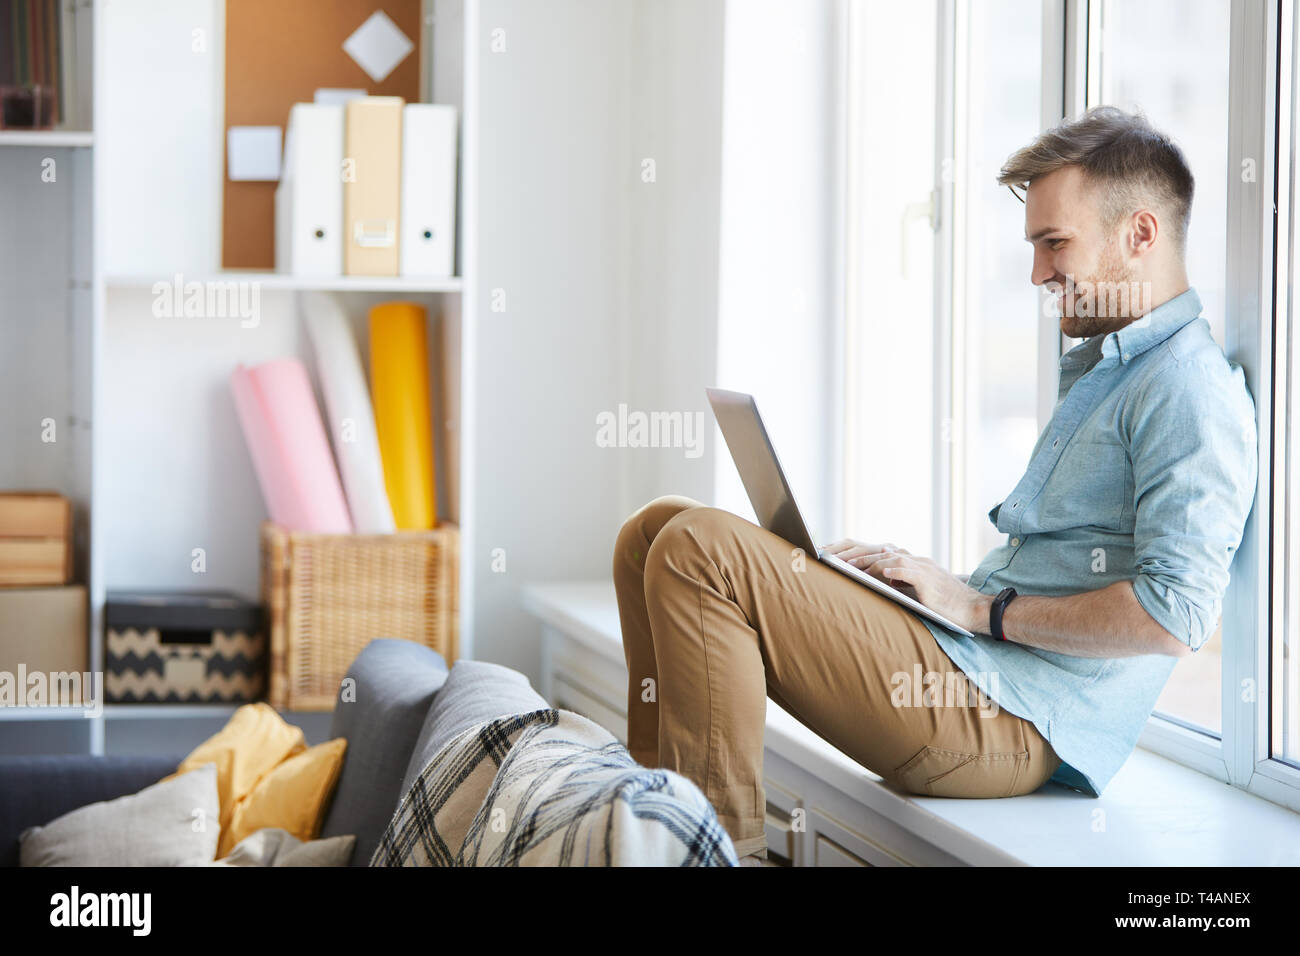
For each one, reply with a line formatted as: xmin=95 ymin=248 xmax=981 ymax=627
xmin=104 ymin=591 xmax=265 ymax=704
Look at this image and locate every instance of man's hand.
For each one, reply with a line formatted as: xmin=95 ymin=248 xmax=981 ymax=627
xmin=821 ymin=539 xmax=987 ymax=634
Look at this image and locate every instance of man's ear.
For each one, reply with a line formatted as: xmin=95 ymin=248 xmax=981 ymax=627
xmin=1128 ymin=209 xmax=1159 ymax=257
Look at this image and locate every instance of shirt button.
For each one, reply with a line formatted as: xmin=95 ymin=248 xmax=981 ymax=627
xmin=1011 ymin=537 xmax=1021 ymax=547
xmin=1012 ymin=501 xmax=1020 ymax=509
xmin=1052 ymin=438 xmax=1059 ymax=448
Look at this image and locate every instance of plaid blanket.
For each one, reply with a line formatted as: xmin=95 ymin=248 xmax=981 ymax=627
xmin=371 ymin=708 xmax=738 ymax=867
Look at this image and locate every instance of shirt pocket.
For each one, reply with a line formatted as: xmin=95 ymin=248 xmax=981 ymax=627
xmin=1035 ymin=438 xmax=1133 ymax=533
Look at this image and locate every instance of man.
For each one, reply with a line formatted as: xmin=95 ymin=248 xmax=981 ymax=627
xmin=612 ymin=106 xmax=1257 ymax=864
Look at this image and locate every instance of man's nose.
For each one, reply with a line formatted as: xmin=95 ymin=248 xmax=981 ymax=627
xmin=1030 ymin=248 xmax=1056 ymax=287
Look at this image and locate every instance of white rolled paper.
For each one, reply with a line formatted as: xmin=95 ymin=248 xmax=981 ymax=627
xmin=300 ymin=291 xmax=397 ymax=533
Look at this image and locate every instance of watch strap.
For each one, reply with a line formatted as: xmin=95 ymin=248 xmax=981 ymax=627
xmin=990 ymin=587 xmax=1018 ymax=642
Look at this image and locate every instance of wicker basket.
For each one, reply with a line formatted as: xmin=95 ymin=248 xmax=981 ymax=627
xmin=260 ymin=521 xmax=459 ymax=711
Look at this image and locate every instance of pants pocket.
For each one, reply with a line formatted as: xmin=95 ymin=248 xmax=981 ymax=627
xmin=891 ymin=745 xmax=1030 ymax=798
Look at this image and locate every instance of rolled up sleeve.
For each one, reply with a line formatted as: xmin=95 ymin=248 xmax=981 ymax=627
xmin=1127 ymin=360 xmax=1258 ymax=651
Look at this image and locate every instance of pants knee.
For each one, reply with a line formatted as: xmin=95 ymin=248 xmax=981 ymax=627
xmin=643 ymin=505 xmax=736 ymax=591
xmin=614 ymin=495 xmax=705 ymax=572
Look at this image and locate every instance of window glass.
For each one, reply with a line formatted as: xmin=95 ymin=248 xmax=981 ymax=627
xmin=1096 ymin=0 xmax=1229 ymax=349
xmin=1097 ymin=0 xmax=1232 ymax=736
xmin=959 ymin=0 xmax=1044 ymax=573
xmin=843 ymin=0 xmax=937 ymax=555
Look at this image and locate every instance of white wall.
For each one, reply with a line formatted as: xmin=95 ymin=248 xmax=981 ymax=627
xmin=471 ymin=0 xmax=729 ymax=680
xmin=99 ymin=0 xmax=224 ymax=276
xmin=620 ymin=0 xmax=726 ymax=513
xmin=471 ymin=0 xmax=635 ymax=676
xmin=713 ymin=0 xmax=842 ymax=545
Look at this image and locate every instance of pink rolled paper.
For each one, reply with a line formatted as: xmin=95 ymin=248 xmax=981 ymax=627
xmin=230 ymin=358 xmax=353 ymax=533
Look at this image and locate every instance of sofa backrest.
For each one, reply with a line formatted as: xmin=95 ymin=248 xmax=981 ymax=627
xmin=318 ymin=639 xmax=448 ymax=866
xmin=0 ymin=754 xmax=181 ymax=868
xmin=398 ymin=659 xmax=549 ymax=798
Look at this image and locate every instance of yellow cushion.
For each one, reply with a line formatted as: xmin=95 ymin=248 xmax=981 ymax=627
xmin=164 ymin=703 xmax=307 ymax=845
xmin=219 ymin=738 xmax=348 ymax=858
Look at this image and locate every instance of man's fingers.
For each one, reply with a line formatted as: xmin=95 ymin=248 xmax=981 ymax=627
xmin=846 ymin=547 xmax=908 ymax=568
xmin=822 ymin=538 xmax=900 ymax=551
xmin=862 ymin=554 xmax=906 ymax=581
xmin=823 ymin=540 xmax=875 ymax=556
xmin=842 ymin=545 xmax=890 ymax=560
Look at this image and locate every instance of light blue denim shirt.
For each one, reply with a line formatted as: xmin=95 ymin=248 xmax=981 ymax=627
xmin=922 ymin=288 xmax=1257 ymax=796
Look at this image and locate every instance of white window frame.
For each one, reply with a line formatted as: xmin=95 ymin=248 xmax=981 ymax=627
xmin=1115 ymin=0 xmax=1300 ymax=814
xmin=918 ymin=0 xmax=1300 ymax=810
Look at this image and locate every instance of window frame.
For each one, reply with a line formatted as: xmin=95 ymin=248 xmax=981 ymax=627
xmin=1129 ymin=0 xmax=1300 ymax=813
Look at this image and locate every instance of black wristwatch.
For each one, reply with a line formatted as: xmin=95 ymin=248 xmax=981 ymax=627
xmin=990 ymin=587 xmax=1018 ymax=642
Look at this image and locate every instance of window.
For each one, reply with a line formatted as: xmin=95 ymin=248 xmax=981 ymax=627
xmin=842 ymin=0 xmax=937 ymax=555
xmin=1282 ymin=227 xmax=1300 ymax=766
xmin=951 ymin=0 xmax=1045 ymax=575
xmin=1093 ymin=0 xmax=1233 ymax=736
xmin=1277 ymin=0 xmax=1300 ymax=771
xmin=1282 ymin=321 xmax=1299 ymax=767
xmin=1094 ymin=0 xmax=1231 ymax=348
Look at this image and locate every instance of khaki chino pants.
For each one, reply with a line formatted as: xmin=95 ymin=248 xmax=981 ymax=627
xmin=613 ymin=496 xmax=1061 ymax=858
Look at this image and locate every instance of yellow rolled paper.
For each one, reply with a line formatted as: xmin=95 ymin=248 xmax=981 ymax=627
xmin=369 ymin=302 xmax=438 ymax=529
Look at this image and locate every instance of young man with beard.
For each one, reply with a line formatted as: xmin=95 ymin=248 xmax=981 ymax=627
xmin=612 ymin=106 xmax=1258 ymax=863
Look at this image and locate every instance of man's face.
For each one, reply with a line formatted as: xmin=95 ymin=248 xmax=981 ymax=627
xmin=1024 ymin=165 xmax=1140 ymax=338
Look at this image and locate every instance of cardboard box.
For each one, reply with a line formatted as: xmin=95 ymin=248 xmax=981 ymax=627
xmin=0 ymin=492 xmax=73 ymax=587
xmin=0 ymin=586 xmax=89 ymax=707
xmin=0 ymin=492 xmax=71 ymax=537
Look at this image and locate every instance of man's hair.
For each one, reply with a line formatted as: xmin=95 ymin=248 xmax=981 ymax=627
xmin=997 ymin=105 xmax=1194 ymax=252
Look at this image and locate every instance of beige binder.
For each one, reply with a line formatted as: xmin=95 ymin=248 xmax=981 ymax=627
xmin=222 ymin=1 xmax=422 ymax=269
xmin=344 ymin=96 xmax=405 ymax=276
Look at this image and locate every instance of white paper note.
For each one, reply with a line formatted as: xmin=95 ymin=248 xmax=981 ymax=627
xmin=228 ymin=125 xmax=283 ymax=181
xmin=343 ymin=11 xmax=414 ymax=83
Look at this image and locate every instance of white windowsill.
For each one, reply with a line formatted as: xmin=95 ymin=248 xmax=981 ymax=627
xmin=523 ymin=580 xmax=1300 ymax=867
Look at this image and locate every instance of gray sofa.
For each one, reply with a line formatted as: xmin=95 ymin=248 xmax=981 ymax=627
xmin=0 ymin=638 xmax=547 ymax=867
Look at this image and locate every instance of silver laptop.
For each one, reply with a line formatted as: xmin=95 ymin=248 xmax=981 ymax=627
xmin=706 ymin=386 xmax=975 ymax=638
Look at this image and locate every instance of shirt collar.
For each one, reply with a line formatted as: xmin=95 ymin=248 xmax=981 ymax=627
xmin=1061 ymin=287 xmax=1203 ymax=368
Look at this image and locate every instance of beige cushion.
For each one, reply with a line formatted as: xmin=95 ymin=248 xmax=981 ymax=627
xmin=20 ymin=763 xmax=220 ymax=867
xmin=212 ymin=828 xmax=355 ymax=867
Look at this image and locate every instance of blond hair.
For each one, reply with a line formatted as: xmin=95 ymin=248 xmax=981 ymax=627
xmin=998 ymin=106 xmax=1194 ymax=252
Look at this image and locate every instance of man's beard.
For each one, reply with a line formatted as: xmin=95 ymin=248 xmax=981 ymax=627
xmin=1059 ymin=241 xmax=1141 ymax=339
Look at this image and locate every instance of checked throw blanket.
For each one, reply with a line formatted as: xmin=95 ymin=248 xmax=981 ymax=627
xmin=371 ymin=708 xmax=738 ymax=867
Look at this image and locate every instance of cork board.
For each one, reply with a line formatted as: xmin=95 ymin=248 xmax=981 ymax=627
xmin=222 ymin=1 xmax=423 ymax=269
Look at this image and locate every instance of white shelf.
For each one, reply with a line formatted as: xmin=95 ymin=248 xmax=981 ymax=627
xmin=0 ymin=706 xmax=95 ymax=722
xmin=102 ymin=704 xmax=333 ymax=720
xmin=0 ymin=129 xmax=93 ymax=147
xmin=104 ymin=271 xmax=463 ymax=294
xmin=102 ymin=704 xmax=241 ymax=720
xmin=0 ymin=703 xmax=325 ymax=722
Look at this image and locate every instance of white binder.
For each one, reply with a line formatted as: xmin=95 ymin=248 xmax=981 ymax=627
xmin=399 ymin=104 xmax=458 ymax=277
xmin=275 ymin=103 xmax=344 ymax=276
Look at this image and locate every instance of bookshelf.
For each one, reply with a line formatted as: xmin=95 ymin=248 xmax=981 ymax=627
xmin=104 ymin=272 xmax=464 ymax=294
xmin=0 ymin=0 xmax=478 ymax=756
xmin=0 ymin=130 xmax=93 ymax=146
